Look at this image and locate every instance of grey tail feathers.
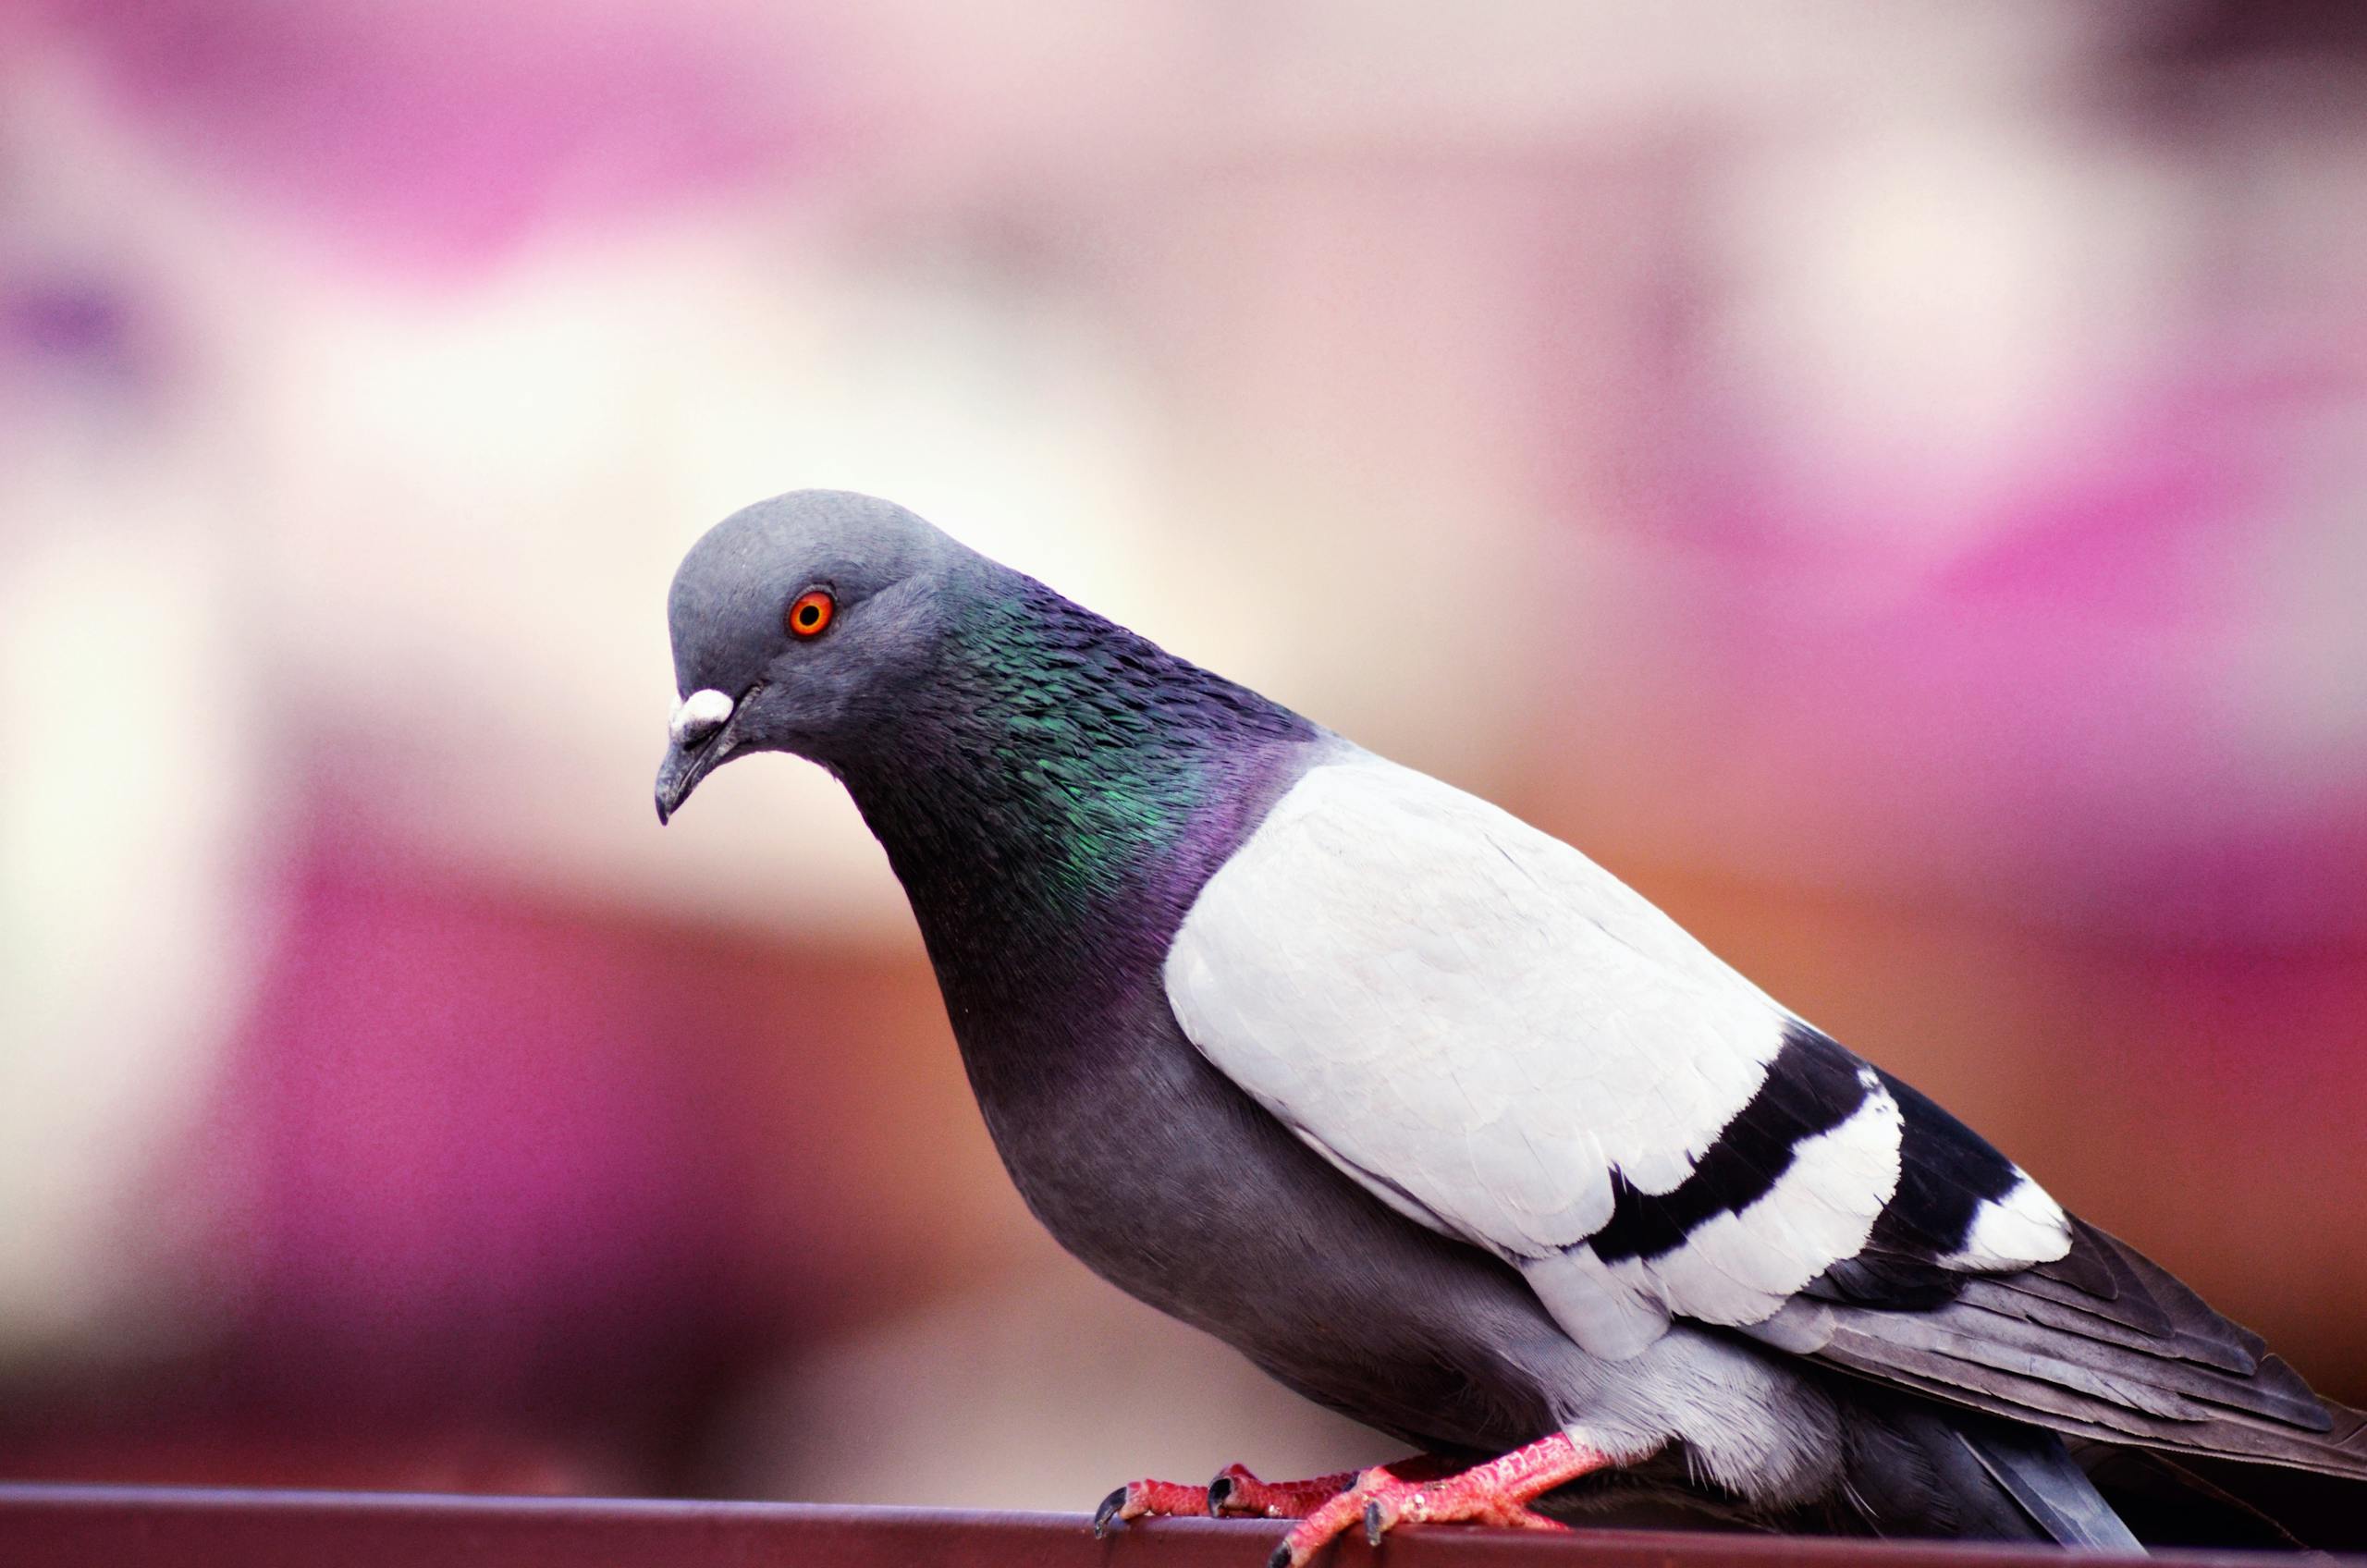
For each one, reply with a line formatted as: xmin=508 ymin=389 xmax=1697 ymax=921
xmin=1958 ymin=1425 xmax=2142 ymax=1550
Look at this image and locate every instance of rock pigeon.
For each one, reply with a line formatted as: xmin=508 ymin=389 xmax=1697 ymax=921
xmin=656 ymin=490 xmax=2367 ymax=1561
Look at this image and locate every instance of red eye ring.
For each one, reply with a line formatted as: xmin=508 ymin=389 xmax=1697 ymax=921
xmin=786 ymin=588 xmax=835 ymax=639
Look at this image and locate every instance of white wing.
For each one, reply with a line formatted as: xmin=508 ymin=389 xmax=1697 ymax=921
xmin=1164 ymin=751 xmax=2063 ymax=1359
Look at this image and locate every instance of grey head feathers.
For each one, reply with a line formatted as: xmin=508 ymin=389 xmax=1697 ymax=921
xmin=657 ymin=490 xmax=972 ymax=817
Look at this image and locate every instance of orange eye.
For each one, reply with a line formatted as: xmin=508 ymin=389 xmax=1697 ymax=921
xmin=786 ymin=588 xmax=835 ymax=639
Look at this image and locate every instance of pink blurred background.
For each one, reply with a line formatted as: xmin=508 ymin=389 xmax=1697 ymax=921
xmin=4 ymin=0 xmax=2365 ymax=1511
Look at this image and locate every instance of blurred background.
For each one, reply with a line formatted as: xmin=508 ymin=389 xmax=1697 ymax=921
xmin=5 ymin=0 xmax=2366 ymax=1512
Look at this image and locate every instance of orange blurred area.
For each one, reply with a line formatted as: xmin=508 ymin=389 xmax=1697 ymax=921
xmin=4 ymin=0 xmax=2365 ymax=1510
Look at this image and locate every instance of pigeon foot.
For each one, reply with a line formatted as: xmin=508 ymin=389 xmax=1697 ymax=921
xmin=1096 ymin=1461 xmax=1380 ymax=1534
xmin=1267 ymin=1434 xmax=1606 ymax=1568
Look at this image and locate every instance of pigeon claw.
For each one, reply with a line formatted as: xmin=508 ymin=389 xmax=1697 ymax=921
xmin=1095 ymin=1464 xmax=1366 ymax=1538
xmin=1268 ymin=1468 xmax=1394 ymax=1568
xmin=1091 ymin=1477 xmax=1212 ymax=1536
xmin=1268 ymin=1435 xmax=1607 ymax=1565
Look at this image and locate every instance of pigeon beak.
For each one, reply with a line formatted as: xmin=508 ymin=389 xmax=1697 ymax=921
xmin=655 ymin=687 xmax=739 ymax=825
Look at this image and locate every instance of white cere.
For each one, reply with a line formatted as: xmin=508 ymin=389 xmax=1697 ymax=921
xmin=669 ymin=688 xmax=735 ymax=747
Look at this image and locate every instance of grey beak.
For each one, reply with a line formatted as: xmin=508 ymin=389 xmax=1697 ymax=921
xmin=655 ymin=688 xmax=737 ymax=824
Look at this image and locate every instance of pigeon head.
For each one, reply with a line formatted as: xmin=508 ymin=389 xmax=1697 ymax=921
xmin=656 ymin=487 xmax=1318 ymax=963
xmin=656 ymin=489 xmax=965 ymax=821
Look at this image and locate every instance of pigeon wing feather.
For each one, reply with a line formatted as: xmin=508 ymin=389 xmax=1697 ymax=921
xmin=1163 ymin=752 xmax=2067 ymax=1360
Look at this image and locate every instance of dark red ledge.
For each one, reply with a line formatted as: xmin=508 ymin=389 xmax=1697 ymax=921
xmin=0 ymin=1484 xmax=2326 ymax=1568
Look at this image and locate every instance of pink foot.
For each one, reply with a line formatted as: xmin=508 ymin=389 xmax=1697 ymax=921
xmin=1267 ymin=1434 xmax=1609 ymax=1568
xmin=1094 ymin=1455 xmax=1443 ymax=1533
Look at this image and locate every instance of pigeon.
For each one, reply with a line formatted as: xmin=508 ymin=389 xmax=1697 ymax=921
xmin=656 ymin=490 xmax=2367 ymax=1561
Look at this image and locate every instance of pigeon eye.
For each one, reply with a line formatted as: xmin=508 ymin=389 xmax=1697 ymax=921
xmin=786 ymin=589 xmax=835 ymax=639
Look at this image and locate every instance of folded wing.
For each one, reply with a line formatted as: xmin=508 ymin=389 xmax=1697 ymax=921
xmin=1163 ymin=752 xmax=2067 ymax=1359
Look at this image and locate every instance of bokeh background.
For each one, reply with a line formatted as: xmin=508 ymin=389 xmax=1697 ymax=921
xmin=5 ymin=0 xmax=2366 ymax=1511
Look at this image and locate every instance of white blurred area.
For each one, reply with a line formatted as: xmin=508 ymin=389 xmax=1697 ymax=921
xmin=4 ymin=0 xmax=2365 ymax=1506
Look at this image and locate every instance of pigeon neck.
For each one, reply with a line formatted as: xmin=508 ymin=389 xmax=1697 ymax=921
xmin=834 ymin=570 xmax=1318 ymax=1016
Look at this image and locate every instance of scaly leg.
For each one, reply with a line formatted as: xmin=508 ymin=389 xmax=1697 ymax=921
xmin=1205 ymin=1464 xmax=1363 ymax=1519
